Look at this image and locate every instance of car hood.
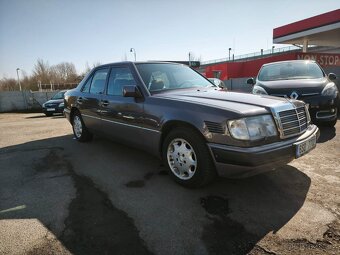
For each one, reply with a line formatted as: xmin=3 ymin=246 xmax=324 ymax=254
xmin=256 ymin=77 xmax=328 ymax=95
xmin=44 ymin=99 xmax=63 ymax=104
xmin=153 ymin=88 xmax=295 ymax=115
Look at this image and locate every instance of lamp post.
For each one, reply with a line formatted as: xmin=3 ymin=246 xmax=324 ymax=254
xmin=16 ymin=68 xmax=22 ymax=91
xmin=228 ymin=48 xmax=232 ymax=61
xmin=130 ymin=48 xmax=136 ymax=61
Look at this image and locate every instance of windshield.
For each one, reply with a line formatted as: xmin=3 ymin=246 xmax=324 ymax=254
xmin=51 ymin=91 xmax=65 ymax=100
xmin=135 ymin=63 xmax=214 ymax=93
xmin=258 ymin=61 xmax=324 ymax=81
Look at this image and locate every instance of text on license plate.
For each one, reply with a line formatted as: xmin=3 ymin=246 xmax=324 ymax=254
xmin=296 ymin=135 xmax=316 ymax=158
xmin=47 ymin=108 xmax=55 ymax=111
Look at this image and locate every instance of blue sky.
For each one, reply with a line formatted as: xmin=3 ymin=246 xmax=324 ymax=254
xmin=0 ymin=0 xmax=339 ymax=79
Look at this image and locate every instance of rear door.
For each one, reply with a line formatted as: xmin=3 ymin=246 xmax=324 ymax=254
xmin=77 ymin=68 xmax=109 ymax=132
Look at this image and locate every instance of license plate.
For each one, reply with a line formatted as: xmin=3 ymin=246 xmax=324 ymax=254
xmin=295 ymin=135 xmax=316 ymax=158
xmin=47 ymin=108 xmax=55 ymax=111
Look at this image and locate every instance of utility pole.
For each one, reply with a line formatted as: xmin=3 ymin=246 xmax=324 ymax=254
xmin=130 ymin=48 xmax=136 ymax=61
xmin=16 ymin=68 xmax=22 ymax=91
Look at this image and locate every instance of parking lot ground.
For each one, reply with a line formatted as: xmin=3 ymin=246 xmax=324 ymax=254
xmin=0 ymin=113 xmax=339 ymax=255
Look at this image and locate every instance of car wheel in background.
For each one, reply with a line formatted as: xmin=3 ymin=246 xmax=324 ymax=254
xmin=72 ymin=111 xmax=93 ymax=142
xmin=45 ymin=113 xmax=52 ymax=117
xmin=162 ymin=127 xmax=216 ymax=188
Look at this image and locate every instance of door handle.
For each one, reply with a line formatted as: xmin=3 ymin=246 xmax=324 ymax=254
xmin=101 ymin=100 xmax=109 ymax=107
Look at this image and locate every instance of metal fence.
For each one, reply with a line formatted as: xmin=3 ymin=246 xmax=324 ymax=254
xmin=201 ymin=46 xmax=303 ymax=65
xmin=38 ymin=82 xmax=78 ymax=91
xmin=0 ymin=90 xmax=56 ymax=112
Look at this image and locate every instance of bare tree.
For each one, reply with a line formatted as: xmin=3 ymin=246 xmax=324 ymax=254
xmin=81 ymin=61 xmax=101 ymax=77
xmin=0 ymin=78 xmax=17 ymax=91
xmin=121 ymin=53 xmax=128 ymax=61
xmin=32 ymin=59 xmax=51 ymax=84
xmin=189 ymin=52 xmax=202 ymax=62
xmin=50 ymin=62 xmax=77 ymax=84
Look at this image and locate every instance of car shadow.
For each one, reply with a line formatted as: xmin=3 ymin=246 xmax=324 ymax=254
xmin=25 ymin=114 xmax=47 ymax=119
xmin=200 ymin=167 xmax=310 ymax=254
xmin=0 ymin=135 xmax=311 ymax=255
xmin=317 ymin=126 xmax=336 ymax=143
xmin=51 ymin=115 xmax=65 ymax=119
xmin=25 ymin=114 xmax=64 ymax=119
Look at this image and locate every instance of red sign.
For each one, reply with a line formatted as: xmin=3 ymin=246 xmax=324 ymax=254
xmin=297 ymin=53 xmax=340 ymax=67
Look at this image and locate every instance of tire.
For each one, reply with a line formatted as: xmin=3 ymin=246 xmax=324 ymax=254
xmin=45 ymin=113 xmax=52 ymax=117
xmin=325 ymin=119 xmax=337 ymax=127
xmin=315 ymin=118 xmax=337 ymax=127
xmin=162 ymin=127 xmax=216 ymax=188
xmin=72 ymin=111 xmax=93 ymax=142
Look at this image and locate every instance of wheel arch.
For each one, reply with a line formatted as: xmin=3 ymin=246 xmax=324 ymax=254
xmin=159 ymin=120 xmax=206 ymax=156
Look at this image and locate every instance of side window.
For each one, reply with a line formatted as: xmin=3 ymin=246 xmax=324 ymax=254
xmin=90 ymin=68 xmax=109 ymax=94
xmin=81 ymin=76 xmax=92 ymax=93
xmin=107 ymin=67 xmax=136 ymax=96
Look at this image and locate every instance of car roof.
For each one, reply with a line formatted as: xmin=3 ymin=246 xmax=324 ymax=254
xmin=262 ymin=60 xmax=317 ymax=67
xmin=94 ymin=61 xmax=183 ymax=69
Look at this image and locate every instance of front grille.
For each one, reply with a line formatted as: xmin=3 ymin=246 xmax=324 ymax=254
xmin=204 ymin=121 xmax=224 ymax=134
xmin=46 ymin=103 xmax=58 ymax=108
xmin=278 ymin=107 xmax=308 ymax=138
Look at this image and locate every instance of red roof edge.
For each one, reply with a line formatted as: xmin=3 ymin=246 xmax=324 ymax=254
xmin=273 ymin=9 xmax=340 ymax=39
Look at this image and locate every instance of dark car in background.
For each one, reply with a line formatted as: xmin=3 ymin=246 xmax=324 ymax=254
xmin=42 ymin=90 xmax=67 ymax=116
xmin=248 ymin=60 xmax=339 ymax=126
xmin=64 ymin=62 xmax=319 ymax=187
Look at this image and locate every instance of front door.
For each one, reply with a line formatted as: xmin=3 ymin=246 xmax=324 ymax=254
xmin=99 ymin=65 xmax=146 ymax=148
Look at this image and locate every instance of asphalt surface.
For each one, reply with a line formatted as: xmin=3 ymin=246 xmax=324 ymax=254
xmin=0 ymin=113 xmax=339 ymax=255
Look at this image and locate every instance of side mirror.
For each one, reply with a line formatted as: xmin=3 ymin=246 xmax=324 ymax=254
xmin=328 ymin=73 xmax=337 ymax=81
xmin=247 ymin=78 xmax=255 ymax=85
xmin=123 ymin=85 xmax=142 ymax=98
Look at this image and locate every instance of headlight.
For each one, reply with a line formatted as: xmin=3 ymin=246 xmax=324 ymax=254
xmin=252 ymin=85 xmax=268 ymax=95
xmin=322 ymin=83 xmax=338 ymax=96
xmin=228 ymin=115 xmax=277 ymax=141
xmin=59 ymin=102 xmax=64 ymax=107
xmin=42 ymin=103 xmax=46 ymax=107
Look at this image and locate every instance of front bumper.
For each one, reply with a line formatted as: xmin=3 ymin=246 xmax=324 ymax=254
xmin=208 ymin=124 xmax=320 ymax=178
xmin=304 ymin=94 xmax=338 ymax=122
xmin=43 ymin=106 xmax=64 ymax=114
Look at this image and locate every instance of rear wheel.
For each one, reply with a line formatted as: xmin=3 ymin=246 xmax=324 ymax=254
xmin=72 ymin=111 xmax=92 ymax=142
xmin=162 ymin=127 xmax=216 ymax=188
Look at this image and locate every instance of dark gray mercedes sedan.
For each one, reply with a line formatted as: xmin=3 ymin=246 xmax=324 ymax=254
xmin=64 ymin=61 xmax=319 ymax=187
